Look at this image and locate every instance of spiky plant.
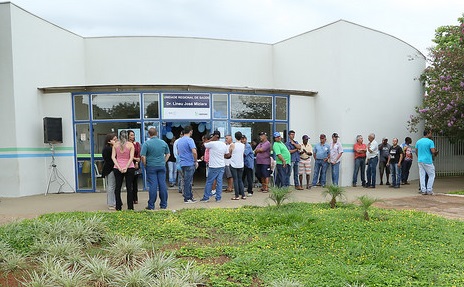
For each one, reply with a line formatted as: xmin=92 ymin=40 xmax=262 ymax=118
xmin=34 ymin=218 xmax=71 ymax=241
xmin=268 ymin=277 xmax=303 ymax=287
xmin=32 ymin=237 xmax=82 ymax=260
xmin=322 ymin=185 xmax=346 ymax=208
xmin=141 ymin=251 xmax=178 ymax=275
xmin=114 ymin=265 xmax=152 ymax=287
xmin=104 ymin=235 xmax=146 ymax=266
xmin=175 ymin=260 xmax=205 ymax=285
xmin=80 ymin=255 xmax=120 ymax=287
xmin=152 ymin=269 xmax=192 ymax=287
xmin=358 ymin=195 xmax=382 ymax=221
xmin=268 ymin=187 xmax=292 ymax=207
xmin=47 ymin=263 xmax=88 ymax=287
xmin=20 ymin=270 xmax=52 ymax=287
xmin=0 ymin=240 xmax=12 ymax=260
xmin=0 ymin=250 xmax=28 ymax=273
xmin=68 ymin=215 xmax=107 ymax=246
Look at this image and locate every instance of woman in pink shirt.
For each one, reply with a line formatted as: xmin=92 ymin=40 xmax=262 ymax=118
xmin=112 ymin=130 xmax=135 ymax=210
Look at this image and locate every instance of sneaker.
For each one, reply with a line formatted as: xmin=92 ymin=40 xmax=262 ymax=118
xmin=247 ymin=193 xmax=253 ymax=197
xmin=386 ymin=182 xmax=390 ymax=186
xmin=200 ymin=198 xmax=209 ymax=203
xmin=145 ymin=207 xmax=154 ymax=210
xmin=211 ymin=189 xmax=216 ymax=195
xmin=215 ymin=198 xmax=222 ymax=203
xmin=108 ymin=206 xmax=115 ymax=210
xmin=184 ymin=199 xmax=197 ymax=204
xmin=380 ymin=181 xmax=383 ymax=185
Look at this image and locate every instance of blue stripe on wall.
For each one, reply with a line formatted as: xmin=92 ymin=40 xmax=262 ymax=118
xmin=0 ymin=153 xmax=74 ymax=159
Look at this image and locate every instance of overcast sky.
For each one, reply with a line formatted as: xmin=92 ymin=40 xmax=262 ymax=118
xmin=10 ymin=0 xmax=464 ymax=56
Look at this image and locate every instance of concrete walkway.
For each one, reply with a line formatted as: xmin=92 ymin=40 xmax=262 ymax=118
xmin=1 ymin=177 xmax=463 ymax=224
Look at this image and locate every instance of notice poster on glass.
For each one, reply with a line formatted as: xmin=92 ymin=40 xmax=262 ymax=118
xmin=162 ymin=93 xmax=211 ymax=120
xmin=231 ymin=127 xmax=251 ymax=143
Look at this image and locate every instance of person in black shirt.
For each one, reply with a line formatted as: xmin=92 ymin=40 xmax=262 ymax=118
xmin=386 ymin=138 xmax=403 ymax=188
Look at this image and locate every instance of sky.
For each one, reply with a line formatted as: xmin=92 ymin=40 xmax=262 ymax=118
xmin=9 ymin=0 xmax=464 ymax=56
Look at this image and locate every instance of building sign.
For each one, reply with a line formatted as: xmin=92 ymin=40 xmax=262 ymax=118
xmin=162 ymin=93 xmax=211 ymax=120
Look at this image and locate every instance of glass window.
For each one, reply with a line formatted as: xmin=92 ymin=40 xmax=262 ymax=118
xmin=212 ymin=121 xmax=228 ymax=140
xmin=212 ymin=94 xmax=228 ymax=119
xmin=75 ymin=123 xmax=92 ymax=190
xmin=275 ymin=123 xmax=288 ymax=142
xmin=275 ymin=96 xmax=288 ymax=121
xmin=143 ymin=93 xmax=160 ymax=119
xmin=230 ymin=94 xmax=272 ymax=120
xmin=230 ymin=122 xmax=272 ymax=144
xmin=73 ymin=95 xmax=90 ymax=120
xmin=144 ymin=122 xmax=161 ymax=142
xmin=92 ymin=93 xmax=140 ymax=120
xmin=92 ymin=122 xmax=141 ymax=156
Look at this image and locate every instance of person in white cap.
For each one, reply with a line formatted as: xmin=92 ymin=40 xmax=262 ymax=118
xmin=298 ymin=135 xmax=313 ymax=189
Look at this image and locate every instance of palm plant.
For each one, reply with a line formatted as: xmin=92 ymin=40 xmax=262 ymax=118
xmin=358 ymin=195 xmax=382 ymax=221
xmin=322 ymin=185 xmax=346 ymax=208
xmin=268 ymin=187 xmax=292 ymax=207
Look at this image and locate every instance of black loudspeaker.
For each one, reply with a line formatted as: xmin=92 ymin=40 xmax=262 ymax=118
xmin=43 ymin=117 xmax=63 ymax=144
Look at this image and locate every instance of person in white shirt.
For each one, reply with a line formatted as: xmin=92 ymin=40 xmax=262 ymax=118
xmin=329 ymin=133 xmax=343 ymax=186
xmin=229 ymin=131 xmax=246 ymax=200
xmin=366 ymin=133 xmax=379 ymax=188
xmin=199 ymin=131 xmax=229 ymax=203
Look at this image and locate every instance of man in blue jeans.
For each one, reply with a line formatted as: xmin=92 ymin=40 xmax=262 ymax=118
xmin=176 ymin=126 xmax=199 ymax=203
xmin=141 ymin=127 xmax=170 ymax=210
xmin=416 ymin=129 xmax=438 ymax=195
xmin=286 ymin=130 xmax=302 ymax=190
xmin=365 ymin=133 xmax=379 ymax=188
xmin=312 ymin=134 xmax=330 ymax=187
xmin=200 ymin=130 xmax=229 ymax=203
xmin=386 ymin=138 xmax=403 ymax=188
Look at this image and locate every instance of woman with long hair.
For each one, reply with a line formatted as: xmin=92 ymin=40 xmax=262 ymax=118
xmin=102 ymin=133 xmax=117 ymax=209
xmin=112 ymin=130 xmax=135 ymax=210
xmin=127 ymin=130 xmax=141 ymax=204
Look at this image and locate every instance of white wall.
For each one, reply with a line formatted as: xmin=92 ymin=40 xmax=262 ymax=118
xmin=0 ymin=4 xmax=20 ymax=196
xmin=274 ymin=21 xmax=425 ymax=186
xmin=0 ymin=4 xmax=85 ymax=197
xmin=85 ymin=37 xmax=274 ymax=88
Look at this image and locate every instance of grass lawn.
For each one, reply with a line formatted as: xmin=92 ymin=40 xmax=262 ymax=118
xmin=448 ymin=190 xmax=464 ymax=195
xmin=1 ymin=202 xmax=464 ymax=286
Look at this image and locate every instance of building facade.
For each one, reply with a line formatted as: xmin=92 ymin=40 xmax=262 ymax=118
xmin=0 ymin=2 xmax=425 ymax=197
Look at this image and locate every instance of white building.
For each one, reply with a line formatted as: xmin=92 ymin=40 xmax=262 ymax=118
xmin=0 ymin=2 xmax=425 ymax=197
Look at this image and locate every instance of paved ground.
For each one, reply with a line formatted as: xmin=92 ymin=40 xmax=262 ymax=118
xmin=1 ymin=177 xmax=463 ymax=224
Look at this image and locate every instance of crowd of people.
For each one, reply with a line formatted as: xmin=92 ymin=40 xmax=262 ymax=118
xmin=100 ymin=127 xmax=438 ymax=210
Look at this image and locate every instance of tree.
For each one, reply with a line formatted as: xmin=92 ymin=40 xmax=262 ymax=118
xmin=408 ymin=15 xmax=464 ymax=139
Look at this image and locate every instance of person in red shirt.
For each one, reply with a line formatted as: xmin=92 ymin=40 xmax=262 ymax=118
xmin=352 ymin=135 xmax=367 ymax=187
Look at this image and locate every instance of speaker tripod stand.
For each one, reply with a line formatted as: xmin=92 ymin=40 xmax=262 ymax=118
xmin=45 ymin=143 xmax=75 ymax=195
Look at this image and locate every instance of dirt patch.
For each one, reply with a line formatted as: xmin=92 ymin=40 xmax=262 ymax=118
xmin=375 ymin=193 xmax=464 ymax=220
